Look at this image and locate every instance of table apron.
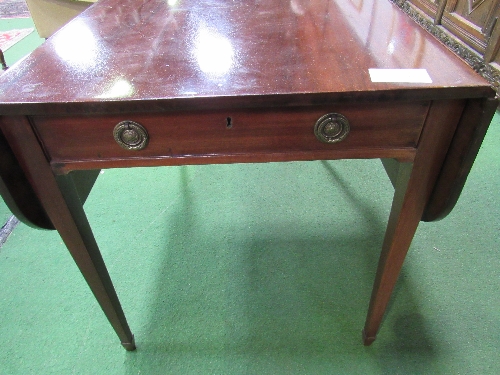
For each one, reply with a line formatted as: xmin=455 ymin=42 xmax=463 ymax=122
xmin=29 ymin=101 xmax=430 ymax=173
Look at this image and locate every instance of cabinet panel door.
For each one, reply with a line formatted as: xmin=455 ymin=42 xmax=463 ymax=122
xmin=442 ymin=0 xmax=499 ymax=53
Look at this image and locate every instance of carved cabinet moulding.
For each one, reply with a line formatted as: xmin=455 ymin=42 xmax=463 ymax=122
xmin=390 ymin=0 xmax=500 ymax=95
xmin=468 ymin=0 xmax=487 ymax=14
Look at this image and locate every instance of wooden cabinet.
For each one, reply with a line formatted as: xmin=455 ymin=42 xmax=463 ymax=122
xmin=393 ymin=0 xmax=500 ymax=93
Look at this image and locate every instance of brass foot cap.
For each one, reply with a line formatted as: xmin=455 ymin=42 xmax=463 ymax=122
xmin=122 ymin=335 xmax=136 ymax=351
xmin=362 ymin=329 xmax=376 ymax=346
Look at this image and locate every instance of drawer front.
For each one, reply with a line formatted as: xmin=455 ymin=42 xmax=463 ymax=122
xmin=32 ymin=101 xmax=429 ymax=165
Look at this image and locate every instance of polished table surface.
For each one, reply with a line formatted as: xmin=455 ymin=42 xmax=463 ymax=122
xmin=0 ymin=0 xmax=496 ymax=349
xmin=0 ymin=0 xmax=491 ymax=112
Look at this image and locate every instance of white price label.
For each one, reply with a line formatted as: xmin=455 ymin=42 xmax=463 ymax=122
xmin=369 ymin=69 xmax=432 ymax=83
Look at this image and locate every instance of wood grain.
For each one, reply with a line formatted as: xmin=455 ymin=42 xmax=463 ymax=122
xmin=32 ymin=101 xmax=429 ymax=172
xmin=0 ymin=0 xmax=495 ymax=348
xmin=0 ymin=0 xmax=492 ymax=116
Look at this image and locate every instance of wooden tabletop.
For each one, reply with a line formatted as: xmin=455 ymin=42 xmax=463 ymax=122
xmin=0 ymin=0 xmax=493 ymax=115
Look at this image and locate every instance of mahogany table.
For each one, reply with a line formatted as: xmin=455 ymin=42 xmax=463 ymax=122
xmin=0 ymin=0 xmax=496 ymax=350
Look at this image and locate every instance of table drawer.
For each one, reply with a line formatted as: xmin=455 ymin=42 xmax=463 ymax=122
xmin=32 ymin=101 xmax=429 ymax=166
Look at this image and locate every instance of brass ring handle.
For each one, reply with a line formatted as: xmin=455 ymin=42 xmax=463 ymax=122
xmin=314 ymin=113 xmax=350 ymax=143
xmin=113 ymin=120 xmax=149 ymax=151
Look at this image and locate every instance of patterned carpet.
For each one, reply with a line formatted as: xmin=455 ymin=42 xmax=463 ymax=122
xmin=0 ymin=0 xmax=30 ymax=19
xmin=0 ymin=28 xmax=33 ymax=50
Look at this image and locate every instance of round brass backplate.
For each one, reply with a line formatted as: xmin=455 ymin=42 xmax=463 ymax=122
xmin=314 ymin=113 xmax=350 ymax=143
xmin=113 ymin=120 xmax=149 ymax=151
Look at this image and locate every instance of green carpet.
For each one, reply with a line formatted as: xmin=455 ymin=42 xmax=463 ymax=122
xmin=1 ymin=14 xmax=499 ymax=375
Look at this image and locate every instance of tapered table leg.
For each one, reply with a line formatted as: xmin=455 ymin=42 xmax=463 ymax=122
xmin=0 ymin=116 xmax=135 ymax=350
xmin=363 ymin=100 xmax=467 ymax=345
xmin=363 ymin=162 xmax=415 ymax=345
xmin=0 ymin=48 xmax=8 ymax=70
xmin=56 ymin=173 xmax=136 ymax=350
